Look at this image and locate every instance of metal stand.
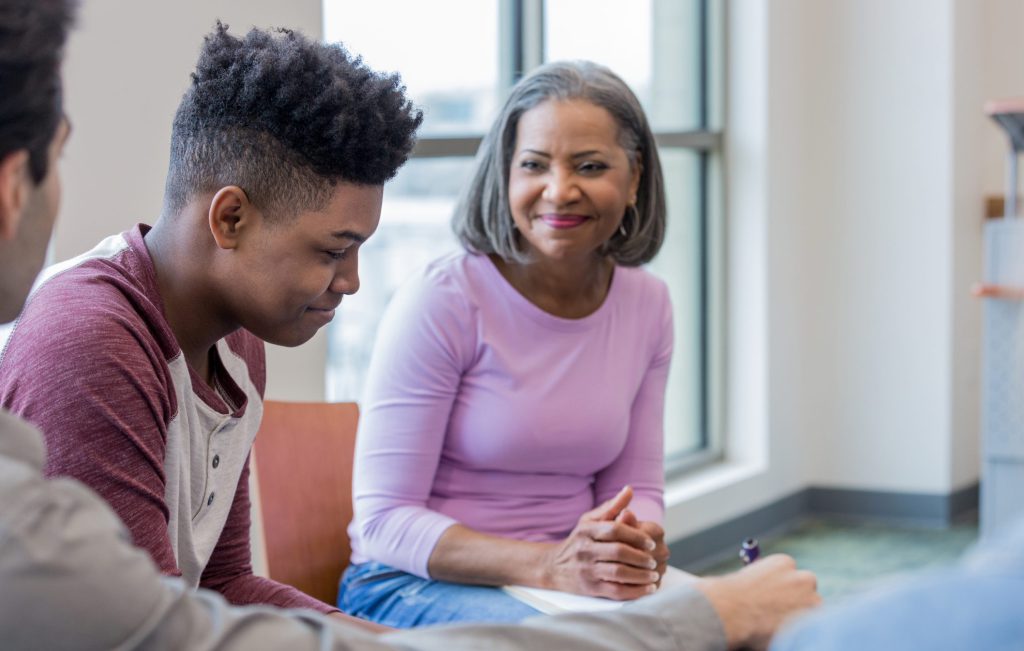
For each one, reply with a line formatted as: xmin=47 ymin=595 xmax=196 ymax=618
xmin=987 ymin=99 xmax=1024 ymax=217
xmin=978 ymin=99 xmax=1024 ymax=538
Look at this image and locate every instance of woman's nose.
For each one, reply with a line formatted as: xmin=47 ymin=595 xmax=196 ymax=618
xmin=542 ymin=168 xmax=580 ymax=205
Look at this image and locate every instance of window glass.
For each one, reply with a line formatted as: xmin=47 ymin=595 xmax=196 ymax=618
xmin=326 ymin=158 xmax=470 ymax=399
xmin=544 ymin=0 xmax=703 ymax=132
xmin=323 ymin=0 xmax=500 ymax=136
xmin=646 ymin=148 xmax=704 ymax=459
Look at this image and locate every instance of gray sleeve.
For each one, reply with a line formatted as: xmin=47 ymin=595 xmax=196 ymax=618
xmin=0 ymin=455 xmax=725 ymax=651
xmin=0 ymin=464 xmax=382 ymax=651
xmin=165 ymin=583 xmax=727 ymax=651
xmin=378 ymin=586 xmax=727 ymax=651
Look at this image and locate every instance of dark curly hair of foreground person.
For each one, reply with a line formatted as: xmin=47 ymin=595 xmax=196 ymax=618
xmin=163 ymin=22 xmax=423 ymax=218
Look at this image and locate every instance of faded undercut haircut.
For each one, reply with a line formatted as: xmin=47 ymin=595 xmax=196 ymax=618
xmin=163 ymin=23 xmax=422 ymax=220
xmin=0 ymin=0 xmax=76 ymax=184
xmin=453 ymin=60 xmax=666 ymax=266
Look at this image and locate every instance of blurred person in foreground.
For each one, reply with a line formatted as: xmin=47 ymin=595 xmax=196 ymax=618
xmin=770 ymin=520 xmax=1024 ymax=650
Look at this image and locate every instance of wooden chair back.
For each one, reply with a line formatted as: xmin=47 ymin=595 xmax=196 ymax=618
xmin=253 ymin=400 xmax=358 ymax=605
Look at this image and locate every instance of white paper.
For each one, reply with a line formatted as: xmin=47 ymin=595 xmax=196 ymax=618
xmin=502 ymin=566 xmax=697 ymax=615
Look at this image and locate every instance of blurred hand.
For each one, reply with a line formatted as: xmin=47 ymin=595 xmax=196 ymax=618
xmin=328 ymin=611 xmax=393 ymax=634
xmin=694 ymin=554 xmax=821 ymax=650
xmin=542 ymin=486 xmax=661 ymax=600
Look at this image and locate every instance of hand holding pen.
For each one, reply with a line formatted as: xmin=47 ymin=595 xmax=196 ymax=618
xmin=695 ymin=551 xmax=821 ymax=651
xmin=739 ymin=538 xmax=760 ymax=565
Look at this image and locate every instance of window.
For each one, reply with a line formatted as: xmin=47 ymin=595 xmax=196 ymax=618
xmin=323 ymin=0 xmax=723 ymax=473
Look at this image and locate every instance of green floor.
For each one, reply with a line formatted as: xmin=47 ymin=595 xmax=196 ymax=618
xmin=699 ymin=517 xmax=979 ymax=601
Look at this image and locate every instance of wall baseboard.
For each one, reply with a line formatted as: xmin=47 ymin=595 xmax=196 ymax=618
xmin=669 ymin=482 xmax=979 ymax=572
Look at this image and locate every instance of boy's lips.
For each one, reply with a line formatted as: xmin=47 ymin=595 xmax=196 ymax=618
xmin=305 ymin=305 xmax=336 ymax=325
xmin=308 ymin=301 xmax=340 ymax=312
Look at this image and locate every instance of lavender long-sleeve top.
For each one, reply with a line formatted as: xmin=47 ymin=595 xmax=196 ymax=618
xmin=348 ymin=252 xmax=674 ymax=578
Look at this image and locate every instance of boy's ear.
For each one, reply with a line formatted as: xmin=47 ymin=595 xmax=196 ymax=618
xmin=208 ymin=185 xmax=254 ymax=250
xmin=0 ymin=150 xmax=31 ymax=242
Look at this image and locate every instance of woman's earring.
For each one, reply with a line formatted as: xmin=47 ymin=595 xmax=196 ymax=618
xmin=619 ymin=203 xmax=638 ymax=238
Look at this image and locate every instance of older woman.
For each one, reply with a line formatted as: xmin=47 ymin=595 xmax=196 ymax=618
xmin=339 ymin=61 xmax=674 ymax=627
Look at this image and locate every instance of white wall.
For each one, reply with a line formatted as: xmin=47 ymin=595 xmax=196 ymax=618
xmin=59 ymin=0 xmax=327 ymax=401
xmin=773 ymin=0 xmax=1010 ymax=494
xmin=790 ymin=0 xmax=956 ymax=493
xmin=665 ymin=0 xmax=1015 ymax=541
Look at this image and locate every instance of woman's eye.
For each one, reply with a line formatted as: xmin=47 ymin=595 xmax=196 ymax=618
xmin=519 ymin=159 xmax=543 ymax=171
xmin=579 ymin=161 xmax=607 ymax=173
xmin=324 ymin=249 xmax=348 ymax=261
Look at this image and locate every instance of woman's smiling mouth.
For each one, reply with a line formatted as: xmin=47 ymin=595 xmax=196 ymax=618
xmin=539 ymin=214 xmax=590 ymax=229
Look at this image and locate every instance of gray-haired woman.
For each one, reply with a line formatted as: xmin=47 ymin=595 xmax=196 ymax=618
xmin=341 ymin=61 xmax=674 ymax=627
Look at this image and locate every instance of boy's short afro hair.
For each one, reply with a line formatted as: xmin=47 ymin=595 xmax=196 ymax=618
xmin=164 ymin=22 xmax=423 ymax=218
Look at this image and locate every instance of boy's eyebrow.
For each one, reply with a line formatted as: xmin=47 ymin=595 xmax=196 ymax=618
xmin=330 ymin=230 xmax=366 ymax=244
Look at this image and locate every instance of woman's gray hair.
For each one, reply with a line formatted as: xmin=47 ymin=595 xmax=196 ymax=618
xmin=452 ymin=60 xmax=666 ymax=266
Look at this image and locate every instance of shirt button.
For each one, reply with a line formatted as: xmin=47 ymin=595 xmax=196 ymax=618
xmin=212 ymin=455 xmax=220 ymax=469
xmin=207 ymin=493 xmax=215 ymax=506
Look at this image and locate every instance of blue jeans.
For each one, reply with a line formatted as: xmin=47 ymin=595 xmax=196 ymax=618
xmin=338 ymin=561 xmax=541 ymax=628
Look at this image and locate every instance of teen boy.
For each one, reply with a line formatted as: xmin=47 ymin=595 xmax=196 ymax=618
xmin=0 ymin=19 xmax=420 ymax=620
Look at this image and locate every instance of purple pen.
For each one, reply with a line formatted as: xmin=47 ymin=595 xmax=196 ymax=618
xmin=739 ymin=538 xmax=760 ymax=565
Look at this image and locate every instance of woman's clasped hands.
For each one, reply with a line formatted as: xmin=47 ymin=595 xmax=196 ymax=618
xmin=541 ymin=485 xmax=670 ymax=600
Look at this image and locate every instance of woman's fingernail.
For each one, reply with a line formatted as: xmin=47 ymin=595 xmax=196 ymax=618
xmin=646 ymin=584 xmax=657 ymax=593
xmin=647 ymin=559 xmax=657 ymax=569
xmin=646 ymin=540 xmax=656 ymax=551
